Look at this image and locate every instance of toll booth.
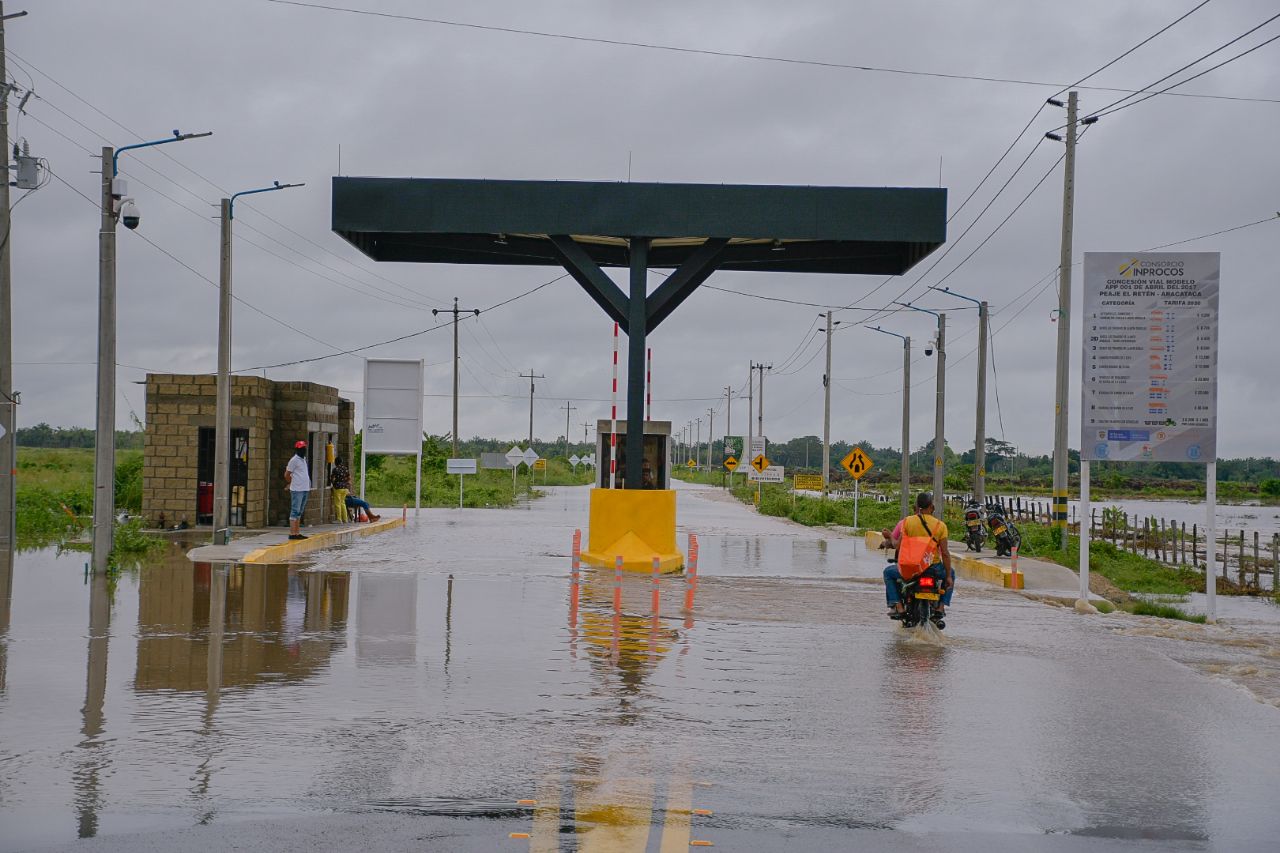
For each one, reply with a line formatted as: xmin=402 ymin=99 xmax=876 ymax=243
xmin=595 ymin=419 xmax=672 ymax=490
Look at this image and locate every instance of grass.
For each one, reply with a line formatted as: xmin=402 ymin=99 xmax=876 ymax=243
xmin=361 ymin=455 xmax=593 ymax=508
xmin=1126 ymin=601 xmax=1207 ymax=623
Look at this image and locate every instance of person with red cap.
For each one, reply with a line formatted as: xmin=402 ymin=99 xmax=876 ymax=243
xmin=284 ymin=440 xmax=311 ymax=540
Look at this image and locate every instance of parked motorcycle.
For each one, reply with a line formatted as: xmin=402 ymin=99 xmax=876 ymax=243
xmin=986 ymin=504 xmax=1021 ymax=557
xmin=963 ymin=500 xmax=986 ymax=552
xmin=890 ymin=564 xmax=948 ymax=631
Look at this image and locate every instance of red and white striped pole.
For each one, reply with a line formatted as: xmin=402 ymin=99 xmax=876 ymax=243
xmin=651 ymin=555 xmax=661 ymax=617
xmin=646 ymin=346 xmax=652 ymax=423
xmin=613 ymin=554 xmax=623 ymax=613
xmin=684 ymin=533 xmax=699 ymax=619
xmin=610 ymin=322 xmax=619 ymax=490
xmin=570 ymin=529 xmax=581 ymax=626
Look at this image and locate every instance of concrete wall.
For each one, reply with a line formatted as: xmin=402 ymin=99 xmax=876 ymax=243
xmin=143 ymin=374 xmax=352 ymax=530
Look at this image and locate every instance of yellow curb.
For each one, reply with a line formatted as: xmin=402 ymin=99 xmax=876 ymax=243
xmin=241 ymin=517 xmax=404 ymax=563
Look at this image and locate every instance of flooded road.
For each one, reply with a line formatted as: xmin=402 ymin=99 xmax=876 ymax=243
xmin=1 ymin=483 xmax=1279 ymax=851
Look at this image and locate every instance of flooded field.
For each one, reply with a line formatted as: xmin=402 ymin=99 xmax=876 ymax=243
xmin=1 ymin=483 xmax=1278 ymax=851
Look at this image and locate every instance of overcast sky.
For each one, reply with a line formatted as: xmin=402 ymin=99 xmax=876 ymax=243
xmin=6 ymin=0 xmax=1278 ymax=457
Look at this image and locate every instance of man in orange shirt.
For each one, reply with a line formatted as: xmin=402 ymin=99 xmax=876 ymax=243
xmin=885 ymin=492 xmax=954 ymax=617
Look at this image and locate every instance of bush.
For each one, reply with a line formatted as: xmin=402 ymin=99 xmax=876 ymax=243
xmin=1260 ymin=479 xmax=1280 ymax=498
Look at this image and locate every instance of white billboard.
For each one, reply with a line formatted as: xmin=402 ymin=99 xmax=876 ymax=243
xmin=1080 ymin=252 xmax=1219 ymax=463
xmin=363 ymin=359 xmax=424 ymax=455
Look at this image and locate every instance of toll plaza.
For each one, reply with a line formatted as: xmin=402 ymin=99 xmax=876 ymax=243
xmin=332 ymin=177 xmax=946 ymax=572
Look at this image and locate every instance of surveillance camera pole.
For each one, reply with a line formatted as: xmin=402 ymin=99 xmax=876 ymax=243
xmin=896 ymin=302 xmax=945 ymax=504
xmin=870 ymin=326 xmax=911 ymax=520
xmin=92 ymin=129 xmax=211 ymax=574
xmin=212 ymin=181 xmax=303 ymax=543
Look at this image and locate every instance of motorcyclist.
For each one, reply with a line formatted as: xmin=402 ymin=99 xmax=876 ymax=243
xmin=884 ymin=492 xmax=955 ymax=618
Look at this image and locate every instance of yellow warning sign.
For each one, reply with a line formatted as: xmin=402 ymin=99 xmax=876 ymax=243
xmin=793 ymin=473 xmax=823 ymax=491
xmin=723 ymin=456 xmax=739 ymax=472
xmin=751 ymin=454 xmax=770 ymax=473
xmin=686 ymin=459 xmax=697 ymax=468
xmin=840 ymin=447 xmax=873 ymax=480
xmin=533 ymin=458 xmax=547 ymax=471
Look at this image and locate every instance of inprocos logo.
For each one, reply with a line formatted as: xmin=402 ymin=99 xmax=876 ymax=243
xmin=1118 ymin=257 xmax=1185 ymax=278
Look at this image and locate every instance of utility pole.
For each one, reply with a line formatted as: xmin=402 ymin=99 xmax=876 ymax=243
xmin=931 ymin=287 xmax=987 ymax=505
xmin=562 ymin=401 xmax=576 ymax=458
xmin=870 ymin=327 xmax=911 ymax=519
xmin=582 ymin=421 xmax=591 ymax=443
xmin=746 ymin=362 xmax=754 ymax=459
xmin=214 ymin=182 xmax=302 ymax=543
xmin=706 ymin=407 xmax=715 ymax=472
xmin=1049 ymin=91 xmax=1079 ymax=548
xmin=695 ymin=417 xmax=702 ymax=471
xmin=0 ymin=3 xmax=27 ymax=559
xmin=723 ymin=385 xmax=732 ymax=488
xmin=756 ymin=363 xmax=771 ymax=440
xmin=432 ymin=297 xmax=480 ymax=458
xmin=92 ymin=128 xmax=211 ymax=574
xmin=518 ymin=369 xmax=544 ymax=448
xmin=821 ymin=312 xmax=840 ymax=496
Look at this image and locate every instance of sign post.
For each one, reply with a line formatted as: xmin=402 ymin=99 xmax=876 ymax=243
xmin=841 ymin=447 xmax=874 ymax=537
xmin=446 ymin=458 xmax=478 ymax=508
xmin=363 ymin=359 xmax=425 ymax=516
xmin=723 ymin=435 xmax=743 ymax=489
xmin=505 ymin=445 xmax=524 ymax=490
xmin=1080 ymin=252 xmax=1220 ymax=616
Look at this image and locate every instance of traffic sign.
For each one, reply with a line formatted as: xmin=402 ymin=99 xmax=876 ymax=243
xmin=751 ymin=454 xmax=771 ymax=473
xmin=504 ymin=445 xmax=525 ymax=467
xmin=686 ymin=459 xmax=697 ymax=468
xmin=793 ymin=473 xmax=823 ymax=491
xmin=723 ymin=456 xmax=739 ymax=472
xmin=533 ymin=459 xmax=547 ymax=471
xmin=748 ymin=465 xmax=784 ymax=483
xmin=523 ymin=448 xmax=540 ymax=466
xmin=750 ymin=437 xmax=767 ymax=459
xmin=569 ymin=454 xmax=581 ymax=466
xmin=841 ymin=447 xmax=873 ymax=480
xmin=446 ymin=458 xmax=477 ymax=475
xmin=723 ymin=435 xmax=743 ymax=460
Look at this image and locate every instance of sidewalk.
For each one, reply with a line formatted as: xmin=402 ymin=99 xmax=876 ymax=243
xmin=187 ymin=517 xmax=403 ymax=564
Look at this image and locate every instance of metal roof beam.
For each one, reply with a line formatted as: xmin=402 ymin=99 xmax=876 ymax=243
xmin=645 ymin=237 xmax=729 ymax=330
xmin=548 ymin=235 xmax=630 ymax=331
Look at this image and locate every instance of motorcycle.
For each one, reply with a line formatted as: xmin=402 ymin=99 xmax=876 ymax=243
xmin=890 ymin=564 xmax=948 ymax=631
xmin=985 ymin=504 xmax=1021 ymax=557
xmin=963 ymin=500 xmax=986 ymax=552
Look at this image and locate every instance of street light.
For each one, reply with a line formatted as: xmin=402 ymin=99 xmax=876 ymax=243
xmin=929 ymin=285 xmax=988 ymax=505
xmin=213 ymin=181 xmax=305 ymax=544
xmin=93 ymin=129 xmax=212 ymax=574
xmin=869 ymin=325 xmax=911 ymax=520
xmin=893 ymin=302 xmax=946 ymax=504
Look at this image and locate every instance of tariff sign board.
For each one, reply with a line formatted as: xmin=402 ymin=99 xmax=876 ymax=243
xmin=362 ymin=359 xmax=424 ymax=454
xmin=1081 ymin=252 xmax=1219 ymax=463
xmin=747 ymin=465 xmax=784 ymax=483
xmin=793 ymin=473 xmax=823 ymax=491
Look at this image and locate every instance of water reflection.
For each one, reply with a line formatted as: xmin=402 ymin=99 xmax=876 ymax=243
xmin=356 ymin=572 xmax=416 ymax=666
xmin=75 ymin=569 xmax=112 ymax=838
xmin=136 ymin=562 xmax=350 ymax=693
xmin=0 ymin=546 xmax=11 ymax=693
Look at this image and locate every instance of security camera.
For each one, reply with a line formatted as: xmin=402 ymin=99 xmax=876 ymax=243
xmin=925 ymin=339 xmax=935 ymax=357
xmin=120 ymin=199 xmax=141 ymax=230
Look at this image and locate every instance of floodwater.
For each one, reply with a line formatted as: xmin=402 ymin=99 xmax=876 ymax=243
xmin=1 ymin=483 xmax=1279 ymax=852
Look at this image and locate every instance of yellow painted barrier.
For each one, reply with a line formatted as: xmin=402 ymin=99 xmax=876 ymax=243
xmin=581 ymin=488 xmax=683 ymax=573
xmin=242 ymin=517 xmax=404 ymax=563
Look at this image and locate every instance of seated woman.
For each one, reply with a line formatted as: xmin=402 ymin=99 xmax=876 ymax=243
xmin=344 ymin=493 xmax=381 ymax=522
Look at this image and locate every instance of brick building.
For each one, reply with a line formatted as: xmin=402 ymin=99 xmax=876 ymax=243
xmin=143 ymin=374 xmax=355 ymax=529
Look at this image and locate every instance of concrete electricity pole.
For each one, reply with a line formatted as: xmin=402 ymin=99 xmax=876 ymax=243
xmin=932 ymin=287 xmax=987 ymax=504
xmin=518 ymin=369 xmax=545 ymax=448
xmin=0 ymin=3 xmax=27 ymax=559
xmin=820 ymin=312 xmax=840 ymax=496
xmin=92 ymin=128 xmax=211 ymax=574
xmin=1048 ymin=91 xmax=1080 ymax=548
xmin=562 ymin=400 xmax=576 ymax=457
xmin=870 ymin=326 xmax=911 ymax=520
xmin=746 ymin=362 xmax=754 ymax=458
xmin=896 ymin=303 xmax=945 ymax=503
xmin=756 ymin=363 xmax=771 ymax=440
xmin=432 ymin=297 xmax=480 ymax=458
xmin=213 ymin=182 xmax=302 ymax=543
xmin=706 ymin=407 xmax=714 ymax=472
xmin=695 ymin=417 xmax=702 ymax=470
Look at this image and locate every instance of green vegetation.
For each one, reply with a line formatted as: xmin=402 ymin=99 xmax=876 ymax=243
xmin=1126 ymin=601 xmax=1207 ymax=623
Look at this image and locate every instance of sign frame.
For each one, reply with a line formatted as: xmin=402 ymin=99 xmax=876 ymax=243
xmin=362 ymin=358 xmax=424 ymax=516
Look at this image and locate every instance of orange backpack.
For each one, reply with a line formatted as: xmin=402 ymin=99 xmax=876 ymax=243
xmin=897 ymin=515 xmax=939 ymax=580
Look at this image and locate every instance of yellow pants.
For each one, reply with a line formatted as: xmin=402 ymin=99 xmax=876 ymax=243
xmin=332 ymin=488 xmax=349 ymax=522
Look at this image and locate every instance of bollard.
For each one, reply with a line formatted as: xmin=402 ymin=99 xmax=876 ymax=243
xmin=684 ymin=533 xmax=700 ymax=617
xmin=651 ymin=555 xmax=661 ymax=617
xmin=402 ymin=503 xmax=407 ymax=522
xmin=1009 ymin=544 xmax=1023 ymax=590
xmin=613 ymin=555 xmax=623 ymax=613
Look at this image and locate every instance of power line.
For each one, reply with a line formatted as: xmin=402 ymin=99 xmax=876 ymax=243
xmin=262 ymin=0 xmax=1280 ymax=104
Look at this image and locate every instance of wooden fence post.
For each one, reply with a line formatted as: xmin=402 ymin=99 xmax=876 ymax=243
xmin=1143 ymin=517 xmax=1149 ymax=558
xmin=1179 ymin=521 xmax=1186 ymax=565
xmin=1253 ymin=530 xmax=1260 ymax=590
xmin=1192 ymin=523 xmax=1198 ymax=570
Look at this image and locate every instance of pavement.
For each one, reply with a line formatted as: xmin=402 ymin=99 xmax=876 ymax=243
xmin=186 ymin=516 xmax=404 ymax=563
